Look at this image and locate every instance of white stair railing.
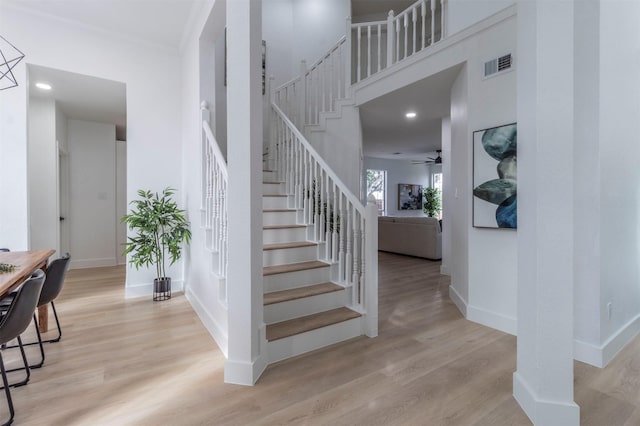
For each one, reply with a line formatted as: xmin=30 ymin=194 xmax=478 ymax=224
xmin=201 ymin=102 xmax=228 ymax=298
xmin=274 ymin=36 xmax=349 ymax=128
xmin=270 ymin=102 xmax=378 ymax=337
xmin=351 ymin=0 xmax=447 ymax=83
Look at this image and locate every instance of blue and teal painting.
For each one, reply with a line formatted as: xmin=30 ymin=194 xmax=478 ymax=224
xmin=472 ymin=123 xmax=517 ymax=229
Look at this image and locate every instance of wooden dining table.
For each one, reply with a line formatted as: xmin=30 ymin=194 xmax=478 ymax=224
xmin=0 ymin=249 xmax=56 ymax=332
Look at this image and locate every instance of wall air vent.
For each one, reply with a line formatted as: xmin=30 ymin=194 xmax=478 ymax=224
xmin=483 ymin=53 xmax=513 ymax=79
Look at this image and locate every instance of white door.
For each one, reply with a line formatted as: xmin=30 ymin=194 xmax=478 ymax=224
xmin=58 ymin=147 xmax=70 ymax=257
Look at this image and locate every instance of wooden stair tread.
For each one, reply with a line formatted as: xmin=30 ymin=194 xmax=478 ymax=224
xmin=266 ymin=307 xmax=361 ymax=341
xmin=264 ymin=282 xmax=343 ymax=305
xmin=263 ymin=181 xmax=283 ymax=184
xmin=264 ymin=241 xmax=317 ymax=251
xmin=263 ymin=209 xmax=296 ymax=213
xmin=263 ymin=224 xmax=306 ymax=230
xmin=263 ymin=260 xmax=329 ymax=276
xmin=263 ymin=194 xmax=287 ymax=197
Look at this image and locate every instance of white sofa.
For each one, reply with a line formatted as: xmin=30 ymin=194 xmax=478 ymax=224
xmin=378 ymin=216 xmax=442 ymax=260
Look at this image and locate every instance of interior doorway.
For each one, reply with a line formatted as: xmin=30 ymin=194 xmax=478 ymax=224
xmin=27 ymin=64 xmax=127 ymax=270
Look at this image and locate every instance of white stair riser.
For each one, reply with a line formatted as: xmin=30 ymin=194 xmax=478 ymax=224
xmin=267 ymin=317 xmax=362 ymax=364
xmin=264 ymin=266 xmax=331 ymax=292
xmin=263 ymin=196 xmax=289 ymax=210
xmin=264 ymin=289 xmax=347 ymax=324
xmin=263 ymin=210 xmax=298 ymax=226
xmin=263 ymin=245 xmax=318 ymax=266
xmin=262 ymin=182 xmax=285 ymax=195
xmin=263 ymin=227 xmax=308 ymax=244
xmin=263 ymin=171 xmax=278 ymax=181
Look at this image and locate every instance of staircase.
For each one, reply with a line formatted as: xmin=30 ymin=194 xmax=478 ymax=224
xmin=261 ymin=170 xmax=363 ymax=363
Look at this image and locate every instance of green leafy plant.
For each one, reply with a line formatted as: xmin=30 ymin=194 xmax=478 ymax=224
xmin=423 ymin=187 xmax=442 ymax=217
xmin=121 ymin=188 xmax=192 ymax=280
xmin=0 ymin=263 xmax=16 ymax=274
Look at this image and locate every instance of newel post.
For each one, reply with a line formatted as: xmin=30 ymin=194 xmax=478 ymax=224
xmin=386 ymin=10 xmax=395 ymax=68
xmin=299 ymin=61 xmax=307 ymax=127
xmin=365 ymin=196 xmax=379 ymax=337
xmin=201 ymin=100 xmax=210 ymax=123
xmin=345 ymin=16 xmax=352 ymax=94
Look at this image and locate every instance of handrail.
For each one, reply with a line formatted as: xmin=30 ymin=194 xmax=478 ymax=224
xmin=200 ymin=101 xmax=228 ymax=286
xmin=202 ymin=121 xmax=228 ymax=179
xmin=351 ymin=20 xmax=386 ymax=28
xmin=306 ymin=35 xmax=346 ymax=72
xmin=350 ymin=0 xmax=447 ymax=83
xmin=269 ymin=100 xmax=377 ymax=336
xmin=274 ymin=76 xmax=301 ymax=94
xmin=272 ymin=102 xmax=364 ymax=214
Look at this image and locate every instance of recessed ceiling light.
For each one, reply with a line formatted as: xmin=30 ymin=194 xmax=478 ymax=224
xmin=35 ymin=82 xmax=52 ymax=90
xmin=405 ymin=111 xmax=417 ymax=118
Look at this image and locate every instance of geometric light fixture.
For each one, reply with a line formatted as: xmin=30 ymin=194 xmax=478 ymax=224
xmin=0 ymin=35 xmax=26 ymax=91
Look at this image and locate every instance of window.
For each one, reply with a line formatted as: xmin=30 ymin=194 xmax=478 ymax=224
xmin=432 ymin=171 xmax=443 ymax=219
xmin=366 ymin=169 xmax=386 ymax=216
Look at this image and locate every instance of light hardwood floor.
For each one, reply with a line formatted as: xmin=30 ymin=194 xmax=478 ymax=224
xmin=4 ymin=252 xmax=640 ymax=425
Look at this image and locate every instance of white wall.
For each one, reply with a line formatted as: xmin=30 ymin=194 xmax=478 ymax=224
xmin=180 ymin=0 xmax=229 ymax=356
xmin=292 ymin=0 xmax=349 ymax=70
xmin=364 ymin=156 xmax=431 ymax=217
xmin=116 ymin=140 xmax=127 ymax=265
xmin=27 ymin=98 xmax=58 ymax=252
xmin=465 ymin=16 xmax=517 ymax=334
xmin=592 ymin=0 xmax=640 ymax=366
xmin=447 ymin=0 xmax=515 ymax=36
xmin=0 ymin=5 xmax=183 ymax=293
xmin=68 ymin=119 xmax=117 ymax=269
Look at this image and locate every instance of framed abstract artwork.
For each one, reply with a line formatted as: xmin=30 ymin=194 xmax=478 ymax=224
xmin=472 ymin=123 xmax=517 ymax=228
xmin=398 ymin=184 xmax=423 ymax=210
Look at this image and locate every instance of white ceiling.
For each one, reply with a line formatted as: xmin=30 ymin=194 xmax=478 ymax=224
xmin=29 ymin=65 xmax=127 ymax=140
xmin=13 ymin=0 xmax=201 ymax=141
xmin=360 ymin=64 xmax=463 ymax=160
xmin=2 ymin=0 xmax=202 ymax=49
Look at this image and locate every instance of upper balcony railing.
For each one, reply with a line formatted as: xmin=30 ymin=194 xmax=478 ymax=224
xmin=350 ymin=0 xmax=446 ymax=83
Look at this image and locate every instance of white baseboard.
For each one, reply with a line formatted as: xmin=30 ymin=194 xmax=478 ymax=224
xmin=449 ymin=285 xmax=516 ymax=335
xmin=574 ymin=313 xmax=640 ymax=368
xmin=467 ymin=304 xmax=517 ymax=335
xmin=513 ymin=372 xmax=580 ymax=426
xmin=185 ymin=286 xmax=228 ymax=358
xmin=224 ymin=354 xmax=267 ymax=386
xmin=70 ymin=257 xmax=116 ymax=269
xmin=124 ymin=280 xmax=183 ymax=299
xmin=448 ymin=285 xmax=467 ymax=316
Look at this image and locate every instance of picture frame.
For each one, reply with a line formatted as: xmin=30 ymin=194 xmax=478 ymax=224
xmin=398 ymin=184 xmax=423 ymax=210
xmin=472 ymin=123 xmax=517 ymax=228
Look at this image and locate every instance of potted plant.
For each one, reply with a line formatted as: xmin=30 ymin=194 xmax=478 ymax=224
xmin=122 ymin=187 xmax=192 ymax=301
xmin=423 ymin=187 xmax=442 ymax=218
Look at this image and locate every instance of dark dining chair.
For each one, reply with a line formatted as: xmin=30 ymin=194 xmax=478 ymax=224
xmin=0 ymin=269 xmax=45 ymax=426
xmin=0 ymin=250 xmax=9 ymax=253
xmin=1 ymin=253 xmax=71 ymax=370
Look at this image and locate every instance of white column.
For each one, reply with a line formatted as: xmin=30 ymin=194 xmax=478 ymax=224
xmin=513 ymin=1 xmax=579 ymax=424
xmin=224 ymin=0 xmax=266 ymax=386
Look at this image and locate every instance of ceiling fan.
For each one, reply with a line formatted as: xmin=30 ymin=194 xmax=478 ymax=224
xmin=411 ymin=150 xmax=442 ymax=165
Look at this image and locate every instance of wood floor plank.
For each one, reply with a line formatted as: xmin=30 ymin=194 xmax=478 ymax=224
xmin=6 ymin=252 xmax=640 ymax=425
